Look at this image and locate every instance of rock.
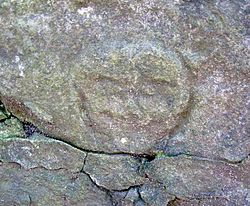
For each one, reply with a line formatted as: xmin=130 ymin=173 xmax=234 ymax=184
xmin=153 ymin=68 xmax=249 ymax=161
xmin=111 ymin=191 xmax=128 ymax=206
xmin=143 ymin=156 xmax=250 ymax=205
xmin=0 ymin=102 xmax=10 ymax=121
xmin=0 ymin=111 xmax=6 ymax=121
xmin=139 ymin=182 xmax=174 ymax=206
xmin=0 ymin=0 xmax=247 ymax=157
xmin=0 ymin=0 xmax=194 ymax=154
xmin=0 ymin=134 xmax=86 ymax=172
xmin=0 ymin=110 xmax=7 ymax=121
xmin=84 ymin=153 xmax=145 ymax=190
xmin=0 ymin=117 xmax=25 ymax=139
xmin=0 ymin=0 xmax=249 ymax=205
xmin=167 ymin=198 xmax=232 ymax=206
xmin=0 ymin=162 xmax=112 ymax=206
xmin=122 ymin=188 xmax=141 ymax=206
xmin=112 ymin=187 xmax=144 ymax=206
xmin=151 ymin=0 xmax=250 ymax=162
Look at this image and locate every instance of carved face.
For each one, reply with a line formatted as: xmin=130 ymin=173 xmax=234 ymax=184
xmin=79 ymin=44 xmax=190 ymax=144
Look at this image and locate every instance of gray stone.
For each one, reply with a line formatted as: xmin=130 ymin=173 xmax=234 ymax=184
xmin=84 ymin=153 xmax=145 ymax=190
xmin=0 ymin=0 xmax=192 ymax=154
xmin=167 ymin=198 xmax=233 ymax=206
xmin=0 ymin=0 xmax=249 ymax=205
xmin=0 ymin=135 xmax=86 ymax=172
xmin=0 ymin=162 xmax=112 ymax=206
xmin=143 ymin=156 xmax=250 ymax=205
xmin=139 ymin=182 xmax=174 ymax=206
xmin=112 ymin=188 xmax=143 ymax=206
xmin=2 ymin=0 xmax=248 ymax=157
xmin=0 ymin=117 xmax=25 ymax=139
xmin=0 ymin=110 xmax=7 ymax=121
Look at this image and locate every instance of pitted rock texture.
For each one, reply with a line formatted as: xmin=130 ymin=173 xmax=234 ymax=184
xmin=0 ymin=0 xmax=191 ymax=154
xmin=0 ymin=0 xmax=248 ymax=157
xmin=84 ymin=153 xmax=145 ymax=190
xmin=142 ymin=156 xmax=250 ymax=205
xmin=0 ymin=0 xmax=249 ymax=205
xmin=0 ymin=117 xmax=25 ymax=139
xmin=0 ymin=162 xmax=112 ymax=206
xmin=0 ymin=134 xmax=86 ymax=172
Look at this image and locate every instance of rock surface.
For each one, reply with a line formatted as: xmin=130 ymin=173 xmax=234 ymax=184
xmin=0 ymin=102 xmax=10 ymax=121
xmin=0 ymin=162 xmax=112 ymax=206
xmin=0 ymin=0 xmax=249 ymax=205
xmin=0 ymin=117 xmax=25 ymax=139
xmin=0 ymin=134 xmax=86 ymax=172
xmin=143 ymin=155 xmax=250 ymax=205
xmin=84 ymin=153 xmax=145 ymax=190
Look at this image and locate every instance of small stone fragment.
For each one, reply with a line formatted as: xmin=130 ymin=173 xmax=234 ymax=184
xmin=0 ymin=110 xmax=7 ymax=121
xmin=139 ymin=182 xmax=175 ymax=206
xmin=0 ymin=102 xmax=10 ymax=121
xmin=0 ymin=117 xmax=25 ymax=139
xmin=112 ymin=187 xmax=143 ymax=206
xmin=84 ymin=153 xmax=145 ymax=190
xmin=0 ymin=135 xmax=86 ymax=172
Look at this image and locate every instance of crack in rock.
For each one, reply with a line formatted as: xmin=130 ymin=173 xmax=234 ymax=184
xmin=0 ymin=162 xmax=113 ymax=206
xmin=0 ymin=1 xmax=249 ymax=205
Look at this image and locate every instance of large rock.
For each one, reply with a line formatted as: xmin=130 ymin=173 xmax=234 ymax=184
xmin=0 ymin=0 xmax=190 ymax=154
xmin=0 ymin=162 xmax=112 ymax=206
xmin=0 ymin=0 xmax=248 ymax=156
xmin=143 ymin=156 xmax=250 ymax=205
xmin=0 ymin=0 xmax=249 ymax=204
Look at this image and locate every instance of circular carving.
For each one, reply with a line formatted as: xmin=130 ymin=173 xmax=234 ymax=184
xmin=81 ymin=43 xmax=190 ymax=146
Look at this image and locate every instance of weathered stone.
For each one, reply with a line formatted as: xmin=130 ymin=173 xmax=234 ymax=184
xmin=153 ymin=68 xmax=249 ymax=161
xmin=139 ymin=182 xmax=174 ymax=206
xmin=0 ymin=134 xmax=86 ymax=172
xmin=122 ymin=188 xmax=142 ymax=206
xmin=150 ymin=1 xmax=250 ymax=162
xmin=84 ymin=153 xmax=145 ymax=190
xmin=167 ymin=197 xmax=233 ymax=206
xmin=0 ymin=0 xmax=194 ymax=154
xmin=112 ymin=187 xmax=144 ymax=206
xmin=0 ymin=110 xmax=6 ymax=121
xmin=0 ymin=117 xmax=25 ymax=139
xmin=0 ymin=0 xmax=249 ymax=205
xmin=143 ymin=156 xmax=250 ymax=205
xmin=2 ymin=0 xmax=248 ymax=157
xmin=0 ymin=162 xmax=112 ymax=206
